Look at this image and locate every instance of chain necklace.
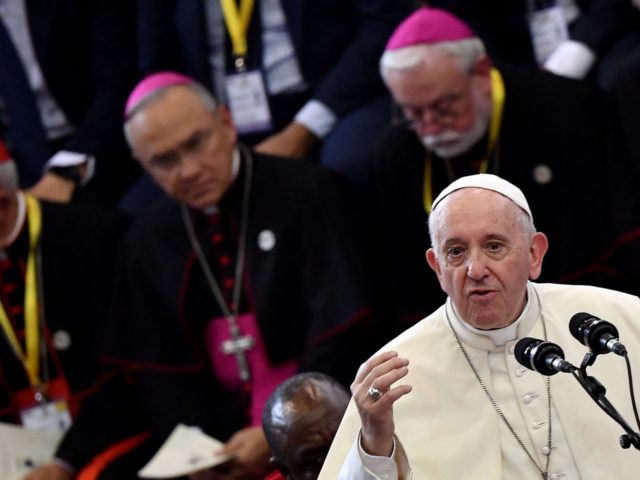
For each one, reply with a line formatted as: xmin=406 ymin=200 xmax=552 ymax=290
xmin=181 ymin=145 xmax=254 ymax=382
xmin=445 ymin=288 xmax=552 ymax=479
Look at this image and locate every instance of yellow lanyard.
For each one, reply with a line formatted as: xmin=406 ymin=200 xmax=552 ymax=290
xmin=220 ymin=0 xmax=256 ymax=60
xmin=0 ymin=193 xmax=43 ymax=387
xmin=422 ymin=68 xmax=506 ymax=214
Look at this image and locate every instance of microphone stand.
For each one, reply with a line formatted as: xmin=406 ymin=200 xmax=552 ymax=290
xmin=571 ymin=352 xmax=640 ymax=450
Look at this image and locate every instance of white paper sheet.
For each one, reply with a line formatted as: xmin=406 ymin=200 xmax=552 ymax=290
xmin=0 ymin=422 xmax=63 ymax=480
xmin=138 ymin=424 xmax=233 ymax=478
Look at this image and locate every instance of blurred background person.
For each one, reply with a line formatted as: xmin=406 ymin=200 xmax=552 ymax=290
xmin=103 ymin=72 xmax=379 ymax=479
xmin=0 ymin=138 xmax=149 ymax=480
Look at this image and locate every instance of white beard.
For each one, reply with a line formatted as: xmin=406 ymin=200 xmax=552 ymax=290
xmin=421 ymin=88 xmax=492 ymax=159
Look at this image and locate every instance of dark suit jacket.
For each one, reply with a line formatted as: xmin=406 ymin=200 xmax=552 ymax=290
xmin=6 ymin=0 xmax=139 ymax=197
xmin=25 ymin=0 xmax=136 ymax=155
xmin=428 ymin=0 xmax=640 ymax=67
xmin=137 ymin=0 xmax=413 ymax=122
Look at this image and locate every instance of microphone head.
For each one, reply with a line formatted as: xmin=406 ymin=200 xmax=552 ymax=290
xmin=569 ymin=312 xmax=595 ymax=339
xmin=514 ymin=337 xmax=538 ymax=364
xmin=515 ymin=337 xmax=565 ymax=376
xmin=569 ymin=312 xmax=619 ymax=355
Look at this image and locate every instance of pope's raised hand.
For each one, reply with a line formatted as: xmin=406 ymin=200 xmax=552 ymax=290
xmin=351 ymin=350 xmax=412 ymax=457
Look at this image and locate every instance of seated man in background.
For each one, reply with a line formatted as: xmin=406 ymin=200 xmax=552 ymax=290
xmin=320 ymin=174 xmax=640 ymax=479
xmin=262 ymin=372 xmax=350 ymax=480
xmin=0 ymin=139 xmax=148 ymax=480
xmin=371 ymin=7 xmax=640 ymax=332
xmin=104 ymin=72 xmax=378 ymax=478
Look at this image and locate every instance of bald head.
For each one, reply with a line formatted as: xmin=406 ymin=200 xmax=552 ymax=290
xmin=263 ymin=373 xmax=350 ymax=479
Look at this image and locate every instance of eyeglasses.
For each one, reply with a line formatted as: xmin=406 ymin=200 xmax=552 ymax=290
xmin=396 ymin=92 xmax=468 ymax=130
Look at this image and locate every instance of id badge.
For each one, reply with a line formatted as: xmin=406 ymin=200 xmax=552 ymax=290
xmin=20 ymin=400 xmax=72 ymax=434
xmin=224 ymin=70 xmax=273 ymax=135
xmin=15 ymin=377 xmax=74 ymax=434
xmin=528 ymin=6 xmax=569 ymax=65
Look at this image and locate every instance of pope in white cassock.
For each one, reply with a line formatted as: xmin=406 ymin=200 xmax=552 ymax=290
xmin=319 ymin=173 xmax=640 ymax=479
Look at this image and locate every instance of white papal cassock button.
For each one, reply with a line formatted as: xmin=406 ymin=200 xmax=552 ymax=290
xmin=52 ymin=330 xmax=71 ymax=351
xmin=541 ymin=446 xmax=551 ymax=456
xmin=532 ymin=420 xmax=546 ymax=430
xmin=258 ymin=229 xmax=276 ymax=251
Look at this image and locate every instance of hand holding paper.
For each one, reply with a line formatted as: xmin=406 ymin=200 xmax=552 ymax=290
xmin=214 ymin=426 xmax=271 ymax=478
xmin=138 ymin=424 xmax=233 ymax=479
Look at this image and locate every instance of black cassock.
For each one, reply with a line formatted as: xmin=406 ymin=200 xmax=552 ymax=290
xmin=104 ymin=150 xmax=378 ymax=447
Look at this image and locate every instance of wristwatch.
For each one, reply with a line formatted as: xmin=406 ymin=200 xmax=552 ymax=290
xmin=48 ymin=165 xmax=83 ymax=185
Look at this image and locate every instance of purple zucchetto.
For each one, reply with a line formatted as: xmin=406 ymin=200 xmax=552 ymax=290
xmin=385 ymin=7 xmax=475 ymax=51
xmin=124 ymin=71 xmax=195 ymax=118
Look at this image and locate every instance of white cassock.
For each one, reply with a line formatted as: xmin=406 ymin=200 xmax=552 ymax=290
xmin=319 ymin=282 xmax=640 ymax=480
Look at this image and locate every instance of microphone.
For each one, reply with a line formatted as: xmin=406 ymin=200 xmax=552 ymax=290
xmin=515 ymin=337 xmax=576 ymax=376
xmin=569 ymin=313 xmax=627 ymax=356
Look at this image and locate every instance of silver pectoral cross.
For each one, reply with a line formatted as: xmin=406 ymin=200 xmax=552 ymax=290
xmin=221 ymin=322 xmax=255 ymax=382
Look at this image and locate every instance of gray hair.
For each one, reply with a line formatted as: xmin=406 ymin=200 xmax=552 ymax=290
xmin=428 ymin=190 xmax=536 ymax=254
xmin=0 ymin=161 xmax=19 ymax=193
xmin=380 ymin=38 xmax=486 ymax=85
xmin=123 ymin=82 xmax=218 ymax=147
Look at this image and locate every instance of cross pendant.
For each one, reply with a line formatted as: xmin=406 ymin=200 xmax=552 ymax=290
xmin=221 ymin=325 xmax=255 ymax=382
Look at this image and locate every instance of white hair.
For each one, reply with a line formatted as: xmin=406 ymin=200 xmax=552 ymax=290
xmin=123 ymin=83 xmax=218 ymax=147
xmin=380 ymin=38 xmax=486 ymax=85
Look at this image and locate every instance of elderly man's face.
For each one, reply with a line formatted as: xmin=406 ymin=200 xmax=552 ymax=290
xmin=127 ymin=86 xmax=237 ymax=210
xmin=426 ymin=189 xmax=548 ymax=329
xmin=386 ymin=53 xmax=492 ymax=158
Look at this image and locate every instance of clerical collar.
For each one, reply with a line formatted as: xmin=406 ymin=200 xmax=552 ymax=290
xmin=446 ymin=282 xmax=540 ymax=351
xmin=201 ymin=147 xmax=241 ymax=216
xmin=2 ymin=191 xmax=26 ymax=248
